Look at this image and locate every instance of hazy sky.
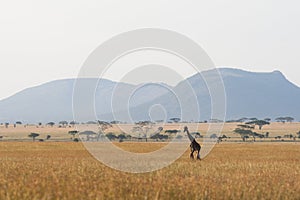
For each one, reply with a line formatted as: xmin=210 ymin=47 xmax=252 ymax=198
xmin=0 ymin=0 xmax=300 ymax=100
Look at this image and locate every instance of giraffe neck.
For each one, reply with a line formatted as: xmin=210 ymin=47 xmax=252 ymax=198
xmin=186 ymin=129 xmax=195 ymax=142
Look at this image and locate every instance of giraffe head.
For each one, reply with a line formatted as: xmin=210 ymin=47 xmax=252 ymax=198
xmin=183 ymin=126 xmax=188 ymax=132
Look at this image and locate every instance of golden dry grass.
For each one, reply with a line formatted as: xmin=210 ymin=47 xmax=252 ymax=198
xmin=0 ymin=142 xmax=299 ymax=200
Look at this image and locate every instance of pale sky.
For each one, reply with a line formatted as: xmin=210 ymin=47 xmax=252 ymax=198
xmin=0 ymin=0 xmax=300 ymax=100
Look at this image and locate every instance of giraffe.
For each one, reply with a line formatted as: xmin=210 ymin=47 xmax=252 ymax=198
xmin=183 ymin=126 xmax=201 ymax=160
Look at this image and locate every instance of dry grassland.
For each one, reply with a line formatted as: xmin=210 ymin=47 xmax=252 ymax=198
xmin=0 ymin=122 xmax=299 ymax=141
xmin=0 ymin=142 xmax=299 ymax=200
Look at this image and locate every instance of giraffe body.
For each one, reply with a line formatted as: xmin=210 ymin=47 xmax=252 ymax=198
xmin=184 ymin=126 xmax=201 ymax=160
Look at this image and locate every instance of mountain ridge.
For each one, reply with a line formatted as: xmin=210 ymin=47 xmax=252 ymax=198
xmin=0 ymin=68 xmax=299 ymax=123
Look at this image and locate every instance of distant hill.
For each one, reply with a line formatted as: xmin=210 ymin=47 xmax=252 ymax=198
xmin=0 ymin=79 xmax=169 ymax=123
xmin=0 ymin=68 xmax=299 ymax=123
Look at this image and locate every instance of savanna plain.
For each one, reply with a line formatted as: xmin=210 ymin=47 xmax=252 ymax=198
xmin=0 ymin=123 xmax=299 ymax=200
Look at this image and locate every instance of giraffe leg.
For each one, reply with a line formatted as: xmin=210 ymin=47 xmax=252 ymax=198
xmin=196 ymin=150 xmax=201 ymax=160
xmin=190 ymin=150 xmax=195 ymax=159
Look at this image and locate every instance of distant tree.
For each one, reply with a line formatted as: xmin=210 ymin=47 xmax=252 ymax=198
xmin=297 ymin=131 xmax=300 ymax=139
xmin=248 ymin=118 xmax=258 ymax=121
xmin=110 ymin=121 xmax=121 ymax=124
xmin=169 ymin=118 xmax=181 ymax=123
xmin=218 ymin=135 xmax=228 ymax=143
xmin=210 ymin=119 xmax=223 ymax=123
xmin=275 ymin=136 xmax=282 ymax=140
xmin=98 ymin=121 xmax=112 ymax=131
xmin=46 ymin=135 xmax=51 ymax=140
xmin=237 ymin=124 xmax=255 ymax=130
xmin=285 ymin=117 xmax=294 ymax=123
xmin=5 ymin=123 xmax=9 ymax=128
xmin=276 ymin=117 xmax=294 ymax=123
xmin=59 ymin=121 xmax=68 ymax=127
xmin=252 ymin=132 xmax=265 ymax=141
xmin=234 ymin=127 xmax=255 ymax=142
xmin=106 ymin=132 xmax=118 ymax=141
xmin=234 ymin=128 xmax=254 ymax=136
xmin=38 ymin=122 xmax=42 ymax=127
xmin=118 ymin=133 xmax=126 ymax=140
xmin=15 ymin=121 xmax=22 ymax=125
xmin=86 ymin=121 xmax=97 ymax=124
xmin=132 ymin=121 xmax=155 ymax=142
xmin=117 ymin=133 xmax=128 ymax=142
xmin=235 ymin=123 xmax=265 ymax=141
xmin=237 ymin=118 xmax=248 ymax=122
xmin=47 ymin=122 xmax=55 ymax=127
xmin=150 ymin=133 xmax=168 ymax=140
xmin=265 ymin=132 xmax=270 ymax=138
xmin=69 ymin=121 xmax=77 ymax=127
xmin=264 ymin=118 xmax=271 ymax=122
xmin=275 ymin=117 xmax=285 ymax=123
xmin=149 ymin=127 xmax=165 ymax=141
xmin=28 ymin=133 xmax=39 ymax=141
xmin=210 ymin=134 xmax=218 ymax=139
xmin=68 ymin=130 xmax=79 ymax=139
xmin=242 ymin=135 xmax=250 ymax=142
xmin=165 ymin=130 xmax=180 ymax=134
xmin=246 ymin=120 xmax=270 ymax=130
xmin=96 ymin=121 xmax=113 ymax=141
xmin=79 ymin=131 xmax=97 ymax=141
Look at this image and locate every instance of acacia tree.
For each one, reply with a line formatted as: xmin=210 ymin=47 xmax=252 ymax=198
xmin=98 ymin=121 xmax=112 ymax=141
xmin=246 ymin=120 xmax=270 ymax=130
xmin=28 ymin=133 xmax=39 ymax=141
xmin=15 ymin=121 xmax=22 ymax=126
xmin=68 ymin=130 xmax=79 ymax=139
xmin=237 ymin=124 xmax=255 ymax=130
xmin=150 ymin=127 xmax=165 ymax=141
xmin=59 ymin=121 xmax=68 ymax=127
xmin=264 ymin=118 xmax=271 ymax=122
xmin=285 ymin=117 xmax=294 ymax=123
xmin=132 ymin=121 xmax=155 ymax=142
xmin=276 ymin=117 xmax=294 ymax=123
xmin=69 ymin=121 xmax=77 ymax=127
xmin=234 ymin=122 xmax=256 ymax=142
xmin=47 ymin=122 xmax=55 ymax=127
xmin=234 ymin=128 xmax=254 ymax=142
xmin=234 ymin=126 xmax=264 ymax=142
xmin=79 ymin=131 xmax=97 ymax=141
xmin=106 ymin=132 xmax=118 ymax=141
xmin=169 ymin=118 xmax=181 ymax=123
xmin=237 ymin=118 xmax=248 ymax=122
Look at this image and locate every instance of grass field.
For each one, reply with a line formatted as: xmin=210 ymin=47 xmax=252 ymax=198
xmin=0 ymin=142 xmax=299 ymax=200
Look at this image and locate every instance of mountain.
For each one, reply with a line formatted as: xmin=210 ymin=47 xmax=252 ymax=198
xmin=214 ymin=68 xmax=300 ymax=120
xmin=0 ymin=79 xmax=169 ymax=123
xmin=110 ymin=68 xmax=300 ymax=122
xmin=0 ymin=68 xmax=300 ymax=123
xmin=188 ymin=68 xmax=300 ymax=121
